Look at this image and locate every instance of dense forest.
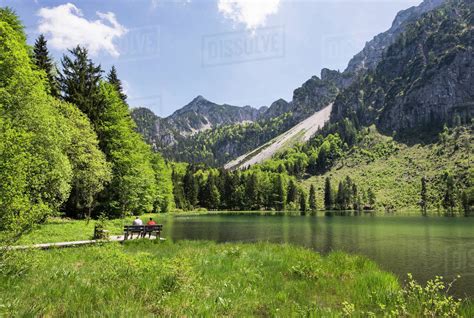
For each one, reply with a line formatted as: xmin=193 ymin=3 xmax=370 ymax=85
xmin=0 ymin=8 xmax=173 ymax=238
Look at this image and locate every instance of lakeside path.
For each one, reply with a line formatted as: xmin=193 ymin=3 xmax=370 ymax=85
xmin=7 ymin=235 xmax=165 ymax=250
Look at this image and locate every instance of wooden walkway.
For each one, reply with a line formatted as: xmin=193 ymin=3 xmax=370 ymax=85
xmin=7 ymin=235 xmax=165 ymax=250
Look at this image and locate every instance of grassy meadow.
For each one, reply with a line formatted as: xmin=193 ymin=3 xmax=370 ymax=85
xmin=2 ymin=239 xmax=472 ymax=317
xmin=304 ymin=126 xmax=473 ymax=211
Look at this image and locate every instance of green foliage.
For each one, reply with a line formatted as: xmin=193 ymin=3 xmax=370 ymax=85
xmin=299 ymin=189 xmax=307 ymax=213
xmin=1 ymin=10 xmax=172 ymax=227
xmin=0 ymin=11 xmax=72 ymax=237
xmin=106 ymin=65 xmax=127 ymax=102
xmin=309 ymin=184 xmax=317 ymax=212
xmin=59 ymin=46 xmax=104 ymax=127
xmin=442 ymin=171 xmax=456 ymax=214
xmin=1 ymin=241 xmax=470 ymax=316
xmin=96 ymin=83 xmax=157 ymax=217
xmin=151 ymin=154 xmax=174 ymax=213
xmin=304 ymin=125 xmax=473 ymax=212
xmin=32 ymin=34 xmax=59 ymax=96
xmin=324 ymin=177 xmax=334 ymax=210
xmin=55 ymin=100 xmax=111 ymax=218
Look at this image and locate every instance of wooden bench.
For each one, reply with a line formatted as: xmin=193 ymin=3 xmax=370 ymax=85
xmin=123 ymin=225 xmax=163 ymax=240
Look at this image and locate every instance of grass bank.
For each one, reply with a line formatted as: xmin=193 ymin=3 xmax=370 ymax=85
xmin=304 ymin=125 xmax=473 ymax=211
xmin=1 ymin=240 xmax=471 ymax=316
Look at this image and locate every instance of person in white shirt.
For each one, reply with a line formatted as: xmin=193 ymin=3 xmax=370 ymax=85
xmin=132 ymin=216 xmax=143 ymax=226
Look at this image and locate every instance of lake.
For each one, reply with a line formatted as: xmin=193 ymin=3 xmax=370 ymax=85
xmin=159 ymin=212 xmax=474 ymax=297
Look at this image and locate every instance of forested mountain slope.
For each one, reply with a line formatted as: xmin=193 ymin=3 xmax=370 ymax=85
xmin=303 ymin=125 xmax=473 ymax=211
xmin=134 ymin=69 xmax=344 ymax=166
xmin=131 ymin=96 xmax=265 ymax=149
xmin=225 ymin=104 xmax=333 ymax=170
xmin=330 ymin=0 xmax=473 ymax=135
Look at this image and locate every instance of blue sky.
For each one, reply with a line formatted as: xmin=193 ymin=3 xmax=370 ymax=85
xmin=2 ymin=0 xmax=421 ymax=117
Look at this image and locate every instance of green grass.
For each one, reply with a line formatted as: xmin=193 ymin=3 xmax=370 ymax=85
xmin=3 ymin=239 xmax=468 ymax=317
xmin=304 ymin=125 xmax=473 ymax=211
xmin=2 ymin=240 xmax=472 ymax=316
xmin=15 ymin=214 xmax=165 ymax=245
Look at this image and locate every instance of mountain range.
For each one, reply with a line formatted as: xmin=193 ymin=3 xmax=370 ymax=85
xmin=132 ymin=0 xmax=472 ymax=167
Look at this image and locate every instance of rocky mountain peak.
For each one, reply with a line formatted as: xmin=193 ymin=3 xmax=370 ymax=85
xmin=344 ymin=0 xmax=445 ymax=75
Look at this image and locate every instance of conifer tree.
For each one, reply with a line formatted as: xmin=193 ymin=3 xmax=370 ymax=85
xmin=220 ymin=169 xmax=235 ymax=210
xmin=352 ymin=183 xmax=360 ymax=210
xmin=33 ymin=34 xmax=59 ymax=96
xmin=299 ymin=189 xmax=307 ymax=214
xmin=183 ymin=165 xmax=198 ymax=209
xmin=324 ymin=177 xmax=333 ymax=210
xmin=287 ymin=179 xmax=298 ymax=204
xmin=172 ymin=169 xmax=187 ymax=210
xmin=59 ymin=46 xmax=103 ymax=126
xmin=309 ymin=184 xmax=317 ymax=212
xmin=203 ymin=174 xmax=220 ymax=209
xmin=336 ymin=181 xmax=345 ymax=210
xmin=420 ymin=176 xmax=428 ymax=215
xmin=106 ymin=65 xmax=127 ymax=102
xmin=245 ymin=172 xmax=261 ymax=210
xmin=442 ymin=172 xmax=456 ymax=213
xmin=367 ymin=188 xmax=376 ymax=209
xmin=272 ymin=174 xmax=286 ymax=211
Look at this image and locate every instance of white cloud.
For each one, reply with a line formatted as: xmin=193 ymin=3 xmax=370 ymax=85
xmin=37 ymin=3 xmax=127 ymax=57
xmin=217 ymin=0 xmax=280 ymax=30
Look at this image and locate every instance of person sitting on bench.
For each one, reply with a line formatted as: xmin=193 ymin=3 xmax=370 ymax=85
xmin=145 ymin=218 xmax=156 ymax=238
xmin=132 ymin=216 xmax=143 ymax=226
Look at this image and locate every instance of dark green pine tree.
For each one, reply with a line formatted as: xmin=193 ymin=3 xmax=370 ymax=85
xmin=336 ymin=181 xmax=345 ymax=210
xmin=183 ymin=165 xmax=198 ymax=209
xmin=172 ymin=169 xmax=187 ymax=210
xmin=33 ymin=34 xmax=59 ymax=96
xmin=107 ymin=65 xmax=127 ymax=102
xmin=231 ymin=173 xmax=244 ymax=210
xmin=344 ymin=176 xmax=353 ymax=209
xmin=299 ymin=190 xmax=307 ymax=214
xmin=220 ymin=169 xmax=235 ymax=210
xmin=367 ymin=187 xmax=376 ymax=209
xmin=272 ymin=174 xmax=286 ymax=211
xmin=420 ymin=176 xmax=428 ymax=215
xmin=59 ymin=46 xmax=103 ymax=126
xmin=324 ymin=177 xmax=333 ymax=210
xmin=287 ymin=179 xmax=298 ymax=204
xmin=245 ymin=173 xmax=261 ymax=210
xmin=309 ymin=184 xmax=317 ymax=212
xmin=203 ymin=174 xmax=220 ymax=210
xmin=442 ymin=172 xmax=456 ymax=214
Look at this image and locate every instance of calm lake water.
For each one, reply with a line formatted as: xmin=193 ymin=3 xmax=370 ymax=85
xmin=159 ymin=213 xmax=474 ymax=297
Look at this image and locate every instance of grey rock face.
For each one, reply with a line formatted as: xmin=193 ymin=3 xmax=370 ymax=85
xmin=132 ymin=96 xmax=265 ymax=148
xmin=344 ymin=0 xmax=445 ymax=76
xmin=380 ymin=50 xmax=474 ymax=133
xmin=290 ymin=74 xmax=340 ymax=121
xmin=169 ymin=95 xmax=263 ymax=135
xmin=332 ymin=0 xmax=473 ymax=134
xmin=260 ymin=99 xmax=291 ymax=120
